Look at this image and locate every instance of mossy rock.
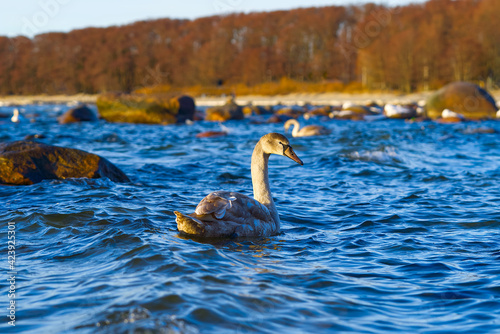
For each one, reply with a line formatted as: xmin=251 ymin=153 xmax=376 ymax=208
xmin=308 ymin=106 xmax=332 ymax=116
xmin=0 ymin=141 xmax=130 ymax=185
xmin=242 ymin=105 xmax=272 ymax=116
xmin=205 ymin=99 xmax=244 ymax=122
xmin=330 ymin=110 xmax=366 ymax=121
xmin=267 ymin=114 xmax=294 ymax=123
xmin=273 ymin=107 xmax=304 ymax=118
xmin=342 ymin=105 xmax=374 ymax=115
xmin=58 ymin=104 xmax=99 ymax=124
xmin=96 ymin=93 xmax=195 ymax=124
xmin=426 ymin=82 xmax=497 ymax=120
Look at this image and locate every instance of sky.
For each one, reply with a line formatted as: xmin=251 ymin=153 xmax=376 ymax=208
xmin=1 ymin=0 xmax=428 ymax=38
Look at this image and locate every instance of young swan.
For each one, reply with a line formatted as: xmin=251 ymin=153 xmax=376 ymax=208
xmin=175 ymin=133 xmax=303 ymax=238
xmin=284 ymin=119 xmax=331 ymax=137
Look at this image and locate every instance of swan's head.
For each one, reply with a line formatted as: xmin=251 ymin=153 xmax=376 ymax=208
xmin=260 ymin=133 xmax=303 ymax=165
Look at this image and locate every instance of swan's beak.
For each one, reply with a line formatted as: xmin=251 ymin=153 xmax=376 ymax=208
xmin=284 ymin=146 xmax=303 ymax=165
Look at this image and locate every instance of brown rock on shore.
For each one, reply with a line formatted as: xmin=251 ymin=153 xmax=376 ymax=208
xmin=205 ymin=99 xmax=244 ymax=122
xmin=426 ymin=82 xmax=497 ymax=120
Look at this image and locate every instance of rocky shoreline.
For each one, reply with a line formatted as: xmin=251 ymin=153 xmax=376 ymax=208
xmin=1 ymin=91 xmax=499 ymax=108
xmin=196 ymin=92 xmax=434 ymax=107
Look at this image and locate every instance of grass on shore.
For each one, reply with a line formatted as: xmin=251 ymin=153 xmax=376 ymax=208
xmin=135 ymin=78 xmax=377 ymax=97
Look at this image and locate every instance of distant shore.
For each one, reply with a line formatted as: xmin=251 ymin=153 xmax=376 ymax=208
xmin=1 ymin=91 xmax=499 ymax=107
xmin=0 ymin=94 xmax=97 ymax=106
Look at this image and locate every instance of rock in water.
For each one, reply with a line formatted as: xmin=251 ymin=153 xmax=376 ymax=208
xmin=383 ymin=104 xmax=417 ymax=119
xmin=58 ymin=104 xmax=99 ymax=124
xmin=96 ymin=93 xmax=195 ymax=124
xmin=176 ymin=95 xmax=196 ymax=123
xmin=0 ymin=141 xmax=130 ymax=185
xmin=205 ymin=99 xmax=244 ymax=122
xmin=426 ymin=82 xmax=497 ymax=120
xmin=242 ymin=105 xmax=272 ymax=117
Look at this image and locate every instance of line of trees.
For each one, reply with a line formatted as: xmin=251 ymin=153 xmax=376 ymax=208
xmin=0 ymin=0 xmax=499 ymax=95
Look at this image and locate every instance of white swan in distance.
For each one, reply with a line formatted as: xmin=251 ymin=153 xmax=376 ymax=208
xmin=175 ymin=133 xmax=303 ymax=238
xmin=284 ymin=119 xmax=331 ymax=137
xmin=11 ymin=109 xmax=22 ymax=123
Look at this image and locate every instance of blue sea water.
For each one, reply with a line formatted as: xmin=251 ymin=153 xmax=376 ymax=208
xmin=1 ymin=104 xmax=499 ymax=333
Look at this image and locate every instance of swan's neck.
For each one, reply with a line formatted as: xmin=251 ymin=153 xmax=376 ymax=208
xmin=290 ymin=119 xmax=300 ymax=137
xmin=251 ymin=141 xmax=280 ymax=225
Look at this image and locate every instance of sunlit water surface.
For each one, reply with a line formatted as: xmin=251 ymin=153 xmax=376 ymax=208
xmin=1 ymin=104 xmax=499 ymax=333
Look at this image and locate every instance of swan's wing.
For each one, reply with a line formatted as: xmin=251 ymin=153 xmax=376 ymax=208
xmin=194 ymin=191 xmax=272 ymax=222
xmin=178 ymin=191 xmax=276 ymax=237
xmin=195 ymin=192 xmax=234 ymax=218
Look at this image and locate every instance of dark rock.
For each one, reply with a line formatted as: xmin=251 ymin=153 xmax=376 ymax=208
xmin=273 ymin=107 xmax=304 ymax=119
xmin=0 ymin=141 xmax=130 ymax=185
xmin=267 ymin=114 xmax=294 ymax=123
xmin=176 ymin=95 xmax=196 ymax=123
xmin=304 ymin=106 xmax=332 ymax=119
xmin=343 ymin=105 xmax=373 ymax=115
xmin=205 ymin=99 xmax=244 ymax=122
xmin=242 ymin=105 xmax=272 ymax=116
xmin=426 ymin=82 xmax=497 ymax=120
xmin=58 ymin=104 xmax=99 ymax=124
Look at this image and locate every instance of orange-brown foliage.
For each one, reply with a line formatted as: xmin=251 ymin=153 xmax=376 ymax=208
xmin=0 ymin=0 xmax=498 ymax=95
